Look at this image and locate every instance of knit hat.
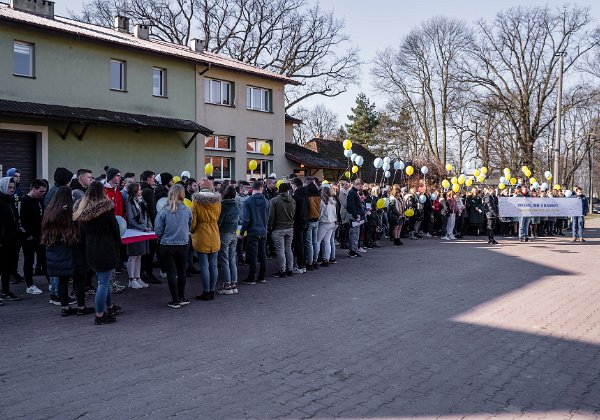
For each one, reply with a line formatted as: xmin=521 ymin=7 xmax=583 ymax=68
xmin=53 ymin=167 xmax=74 ymax=186
xmin=6 ymin=168 xmax=17 ymax=177
xmin=106 ymin=167 xmax=120 ymax=182
xmin=160 ymin=172 xmax=173 ymax=186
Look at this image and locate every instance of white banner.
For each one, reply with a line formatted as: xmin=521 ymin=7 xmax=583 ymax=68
xmin=498 ymin=197 xmax=584 ymax=218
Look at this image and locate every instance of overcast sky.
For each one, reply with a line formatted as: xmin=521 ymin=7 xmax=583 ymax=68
xmin=55 ymin=0 xmax=599 ymax=125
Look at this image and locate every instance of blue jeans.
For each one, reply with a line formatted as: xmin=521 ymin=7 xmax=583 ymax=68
xmin=199 ymin=252 xmax=218 ymax=292
xmin=49 ymin=276 xmax=58 ymax=296
xmin=572 ymin=216 xmax=584 ymax=238
xmin=519 ymin=217 xmax=530 ymax=239
xmin=95 ymin=270 xmax=113 ymax=314
xmin=219 ymin=232 xmax=238 ymax=286
xmin=305 ymin=221 xmax=319 ymax=264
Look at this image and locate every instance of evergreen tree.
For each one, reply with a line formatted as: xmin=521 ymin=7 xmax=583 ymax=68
xmin=346 ymin=93 xmax=379 ymax=148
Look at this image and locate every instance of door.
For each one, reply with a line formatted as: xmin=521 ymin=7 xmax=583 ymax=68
xmin=0 ymin=130 xmax=37 ymax=195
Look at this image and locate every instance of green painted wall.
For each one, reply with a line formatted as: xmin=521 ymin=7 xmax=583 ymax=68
xmin=0 ymin=24 xmax=196 ymax=120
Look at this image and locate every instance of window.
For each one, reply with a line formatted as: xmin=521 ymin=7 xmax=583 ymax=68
xmin=110 ymin=59 xmax=126 ymax=91
xmin=205 ymin=156 xmax=233 ymax=179
xmin=204 ymin=78 xmax=233 ymax=105
xmin=13 ymin=41 xmax=34 ymax=77
xmin=153 ymin=67 xmax=166 ymax=97
xmin=205 ymin=135 xmax=234 ymax=151
xmin=247 ymin=159 xmax=273 ymax=179
xmin=246 ymin=86 xmax=271 ymax=112
xmin=246 ymin=138 xmax=272 ymax=154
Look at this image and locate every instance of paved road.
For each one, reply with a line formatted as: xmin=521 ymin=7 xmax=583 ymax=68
xmin=1 ymin=220 xmax=600 ymax=419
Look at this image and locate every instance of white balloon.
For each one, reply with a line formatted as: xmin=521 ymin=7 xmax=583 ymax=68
xmin=541 ymin=182 xmax=548 ymax=190
xmin=383 ymin=156 xmax=391 ymax=164
xmin=421 ymin=166 xmax=429 ymax=175
xmin=499 ymin=176 xmax=506 ymax=184
xmin=351 ymin=153 xmax=357 ymax=162
xmin=270 ymin=173 xmax=276 ymax=178
xmin=393 ymin=161 xmax=401 ymax=170
xmin=397 ymin=161 xmax=405 ymax=170
xmin=382 ymin=162 xmax=390 ymax=171
xmin=344 ymin=149 xmax=352 ymax=158
xmin=355 ymin=156 xmax=364 ymax=166
xmin=115 ymin=216 xmax=127 ymax=237
xmin=374 ymin=158 xmax=383 ymax=169
xmin=430 ymin=192 xmax=438 ymax=201
xmin=565 ymin=189 xmax=573 ymax=198
xmin=156 ymin=197 xmax=168 ymax=212
xmin=466 ymin=162 xmax=472 ymax=169
xmin=385 ymin=170 xmax=391 ymax=178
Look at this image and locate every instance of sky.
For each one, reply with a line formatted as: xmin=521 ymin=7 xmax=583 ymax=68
xmin=55 ymin=0 xmax=600 ymax=124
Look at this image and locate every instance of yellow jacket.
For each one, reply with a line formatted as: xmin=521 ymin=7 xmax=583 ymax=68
xmin=190 ymin=190 xmax=221 ymax=253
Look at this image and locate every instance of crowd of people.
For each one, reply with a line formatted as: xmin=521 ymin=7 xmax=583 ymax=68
xmin=0 ymin=165 xmax=590 ymax=325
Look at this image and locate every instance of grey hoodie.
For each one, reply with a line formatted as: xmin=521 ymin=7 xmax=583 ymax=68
xmin=268 ymin=192 xmax=296 ymax=231
xmin=0 ymin=176 xmax=12 ymax=194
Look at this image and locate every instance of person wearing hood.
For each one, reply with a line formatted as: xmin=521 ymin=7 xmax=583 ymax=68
xmin=304 ymin=176 xmax=321 ymax=271
xmin=240 ymin=181 xmax=269 ymax=285
xmin=291 ymin=177 xmax=308 ymax=273
xmin=216 ymin=186 xmax=240 ymax=295
xmin=44 ymin=167 xmax=73 ymax=208
xmin=103 ymin=167 xmax=124 ymax=218
xmin=0 ymin=177 xmax=22 ymax=302
xmin=6 ymin=168 xmax=22 ymax=199
xmin=268 ymin=182 xmax=296 ymax=278
xmin=191 ymin=179 xmax=222 ymax=301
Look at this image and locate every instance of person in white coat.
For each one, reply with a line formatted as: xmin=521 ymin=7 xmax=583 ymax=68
xmin=315 ymin=185 xmax=338 ymax=267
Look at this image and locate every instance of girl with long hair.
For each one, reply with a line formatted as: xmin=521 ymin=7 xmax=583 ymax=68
xmin=41 ymin=186 xmax=94 ymax=316
xmin=73 ymin=181 xmax=121 ymax=325
xmin=315 ymin=185 xmax=338 ymax=266
xmin=154 ymin=184 xmax=192 ymax=308
xmin=124 ymin=182 xmax=152 ymax=289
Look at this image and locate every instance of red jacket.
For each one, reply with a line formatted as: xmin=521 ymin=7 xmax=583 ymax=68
xmin=104 ymin=182 xmax=124 ymax=217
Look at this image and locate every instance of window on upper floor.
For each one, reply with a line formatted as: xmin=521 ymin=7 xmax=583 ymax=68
xmin=13 ymin=41 xmax=34 ymax=77
xmin=110 ymin=59 xmax=126 ymax=91
xmin=205 ymin=135 xmax=234 ymax=151
xmin=205 ymin=156 xmax=233 ymax=180
xmin=204 ymin=78 xmax=233 ymax=106
xmin=246 ymin=86 xmax=272 ymax=112
xmin=246 ymin=138 xmax=272 ymax=154
xmin=153 ymin=67 xmax=167 ymax=97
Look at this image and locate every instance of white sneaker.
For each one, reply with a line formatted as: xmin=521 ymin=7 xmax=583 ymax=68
xmin=26 ymin=285 xmax=43 ymax=295
xmin=136 ymin=278 xmax=149 ymax=288
xmin=159 ymin=271 xmax=167 ymax=279
xmin=129 ymin=279 xmax=143 ymax=289
xmin=358 ymin=247 xmax=367 ymax=253
xmin=449 ymin=235 xmax=457 ymax=240
xmin=292 ymin=267 xmax=304 ymax=274
xmin=425 ymin=233 xmax=432 ymax=237
xmin=441 ymin=236 xmax=450 ymax=240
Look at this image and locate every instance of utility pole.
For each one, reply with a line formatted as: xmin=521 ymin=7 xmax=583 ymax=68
xmin=589 ymin=133 xmax=596 ymax=215
xmin=553 ymin=52 xmax=565 ymax=186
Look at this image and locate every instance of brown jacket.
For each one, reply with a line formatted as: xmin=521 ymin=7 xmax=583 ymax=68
xmin=190 ymin=190 xmax=222 ymax=253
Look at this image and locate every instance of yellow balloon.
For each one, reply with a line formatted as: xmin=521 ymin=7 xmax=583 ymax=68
xmin=183 ymin=198 xmax=193 ymax=209
xmin=404 ymin=208 xmax=415 ymax=217
xmin=458 ymin=174 xmax=466 ymax=185
xmin=343 ymin=139 xmax=352 ymax=150
xmin=521 ymin=166 xmax=529 ymax=173
xmin=406 ymin=166 xmax=414 ymax=176
xmin=204 ymin=163 xmax=213 ymax=175
xmin=322 ymin=180 xmax=329 ymax=184
xmin=510 ymin=177 xmax=517 ymax=185
xmin=172 ymin=176 xmax=181 ymax=184
xmin=376 ymin=198 xmax=386 ymax=209
xmin=452 ymin=183 xmax=460 ymax=193
xmin=473 ymin=169 xmax=480 ymax=177
xmin=259 ymin=143 xmax=271 ymax=156
xmin=503 ymin=168 xmax=511 ymax=175
xmin=481 ymin=166 xmax=488 ymax=175
xmin=445 ymin=163 xmax=453 ymax=171
xmin=554 ymin=184 xmax=561 ymax=190
xmin=529 ymin=177 xmax=537 ymax=185
xmin=466 ymin=178 xmax=473 ymax=187
xmin=248 ymin=160 xmax=258 ymax=171
xmin=524 ymin=170 xmax=531 ymax=178
xmin=547 ymin=175 xmax=553 ymax=181
xmin=276 ymin=179 xmax=284 ymax=189
xmin=498 ymin=183 xmax=506 ymax=190
xmin=451 ymin=176 xmax=458 ymax=185
xmin=352 ymin=165 xmax=359 ymax=174
xmin=345 ymin=171 xmax=351 ymax=179
xmin=441 ymin=179 xmax=450 ymax=189
xmin=477 ymin=175 xmax=485 ymax=183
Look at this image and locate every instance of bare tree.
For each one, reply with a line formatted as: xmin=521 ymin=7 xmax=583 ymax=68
xmin=77 ymin=0 xmax=361 ymax=110
xmin=292 ymin=104 xmax=339 ymax=145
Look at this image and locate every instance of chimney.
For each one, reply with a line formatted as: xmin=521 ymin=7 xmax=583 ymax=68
xmin=10 ymin=0 xmax=55 ymax=18
xmin=114 ymin=15 xmax=130 ymax=33
xmin=133 ymin=24 xmax=150 ymax=40
xmin=190 ymin=38 xmax=206 ymax=52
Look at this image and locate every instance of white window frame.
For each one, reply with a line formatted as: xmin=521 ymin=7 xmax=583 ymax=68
xmin=246 ymin=86 xmax=271 ymax=112
xmin=205 ymin=156 xmax=233 ymax=180
xmin=110 ymin=59 xmax=127 ymax=91
xmin=204 ymin=78 xmax=233 ymax=106
xmin=205 ymin=135 xmax=234 ymax=151
xmin=13 ymin=41 xmax=34 ymax=77
xmin=152 ymin=67 xmax=167 ymax=97
xmin=246 ymin=138 xmax=272 ymax=155
xmin=246 ymin=159 xmax=273 ymax=179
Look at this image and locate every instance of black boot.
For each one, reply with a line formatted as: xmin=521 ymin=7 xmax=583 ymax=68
xmin=209 ymin=291 xmax=215 ymax=300
xmin=195 ymin=292 xmax=210 ymax=301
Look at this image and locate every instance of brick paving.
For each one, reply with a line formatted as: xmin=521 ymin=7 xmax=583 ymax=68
xmin=1 ymin=220 xmax=600 ymax=419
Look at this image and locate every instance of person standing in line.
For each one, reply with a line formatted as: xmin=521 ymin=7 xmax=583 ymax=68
xmin=240 ymin=181 xmax=269 ymax=285
xmin=304 ymin=177 xmax=321 ymax=270
xmin=572 ymin=186 xmax=589 ymax=242
xmin=0 ymin=177 xmax=22 ymax=302
xmin=19 ymin=179 xmax=47 ymax=295
xmin=315 ymin=184 xmax=337 ymax=267
xmin=139 ymin=170 xmax=161 ymax=284
xmin=483 ymin=187 xmax=500 ymax=245
xmin=183 ymin=178 xmax=200 ymax=275
xmin=346 ymin=179 xmax=365 ymax=258
xmin=217 ymin=186 xmax=240 ymax=294
xmin=191 ymin=179 xmax=222 ymax=301
xmin=45 ymin=167 xmax=74 ymax=208
xmin=124 ymin=182 xmax=153 ymax=289
xmin=268 ymin=182 xmax=296 ymax=278
xmin=71 ymin=169 xmax=94 ymax=203
xmin=291 ymin=177 xmax=308 ymax=274
xmin=73 ymin=181 xmax=121 ymax=325
xmin=235 ymin=181 xmax=251 ymax=266
xmin=516 ymin=186 xmax=531 ymax=242
xmin=154 ymin=184 xmax=192 ymax=308
xmin=338 ymin=180 xmax=351 ymax=249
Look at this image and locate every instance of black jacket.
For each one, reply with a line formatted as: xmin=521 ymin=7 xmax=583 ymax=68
xmin=77 ymin=199 xmax=121 ymax=272
xmin=346 ymin=187 xmax=365 ymax=221
xmin=0 ymin=192 xmax=20 ymax=247
xmin=46 ymin=241 xmax=75 ymax=277
xmin=484 ymin=194 xmax=499 ymax=218
xmin=20 ymin=194 xmax=43 ymax=240
xmin=292 ymin=186 xmax=309 ymax=229
xmin=140 ymin=182 xmax=157 ymax=227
